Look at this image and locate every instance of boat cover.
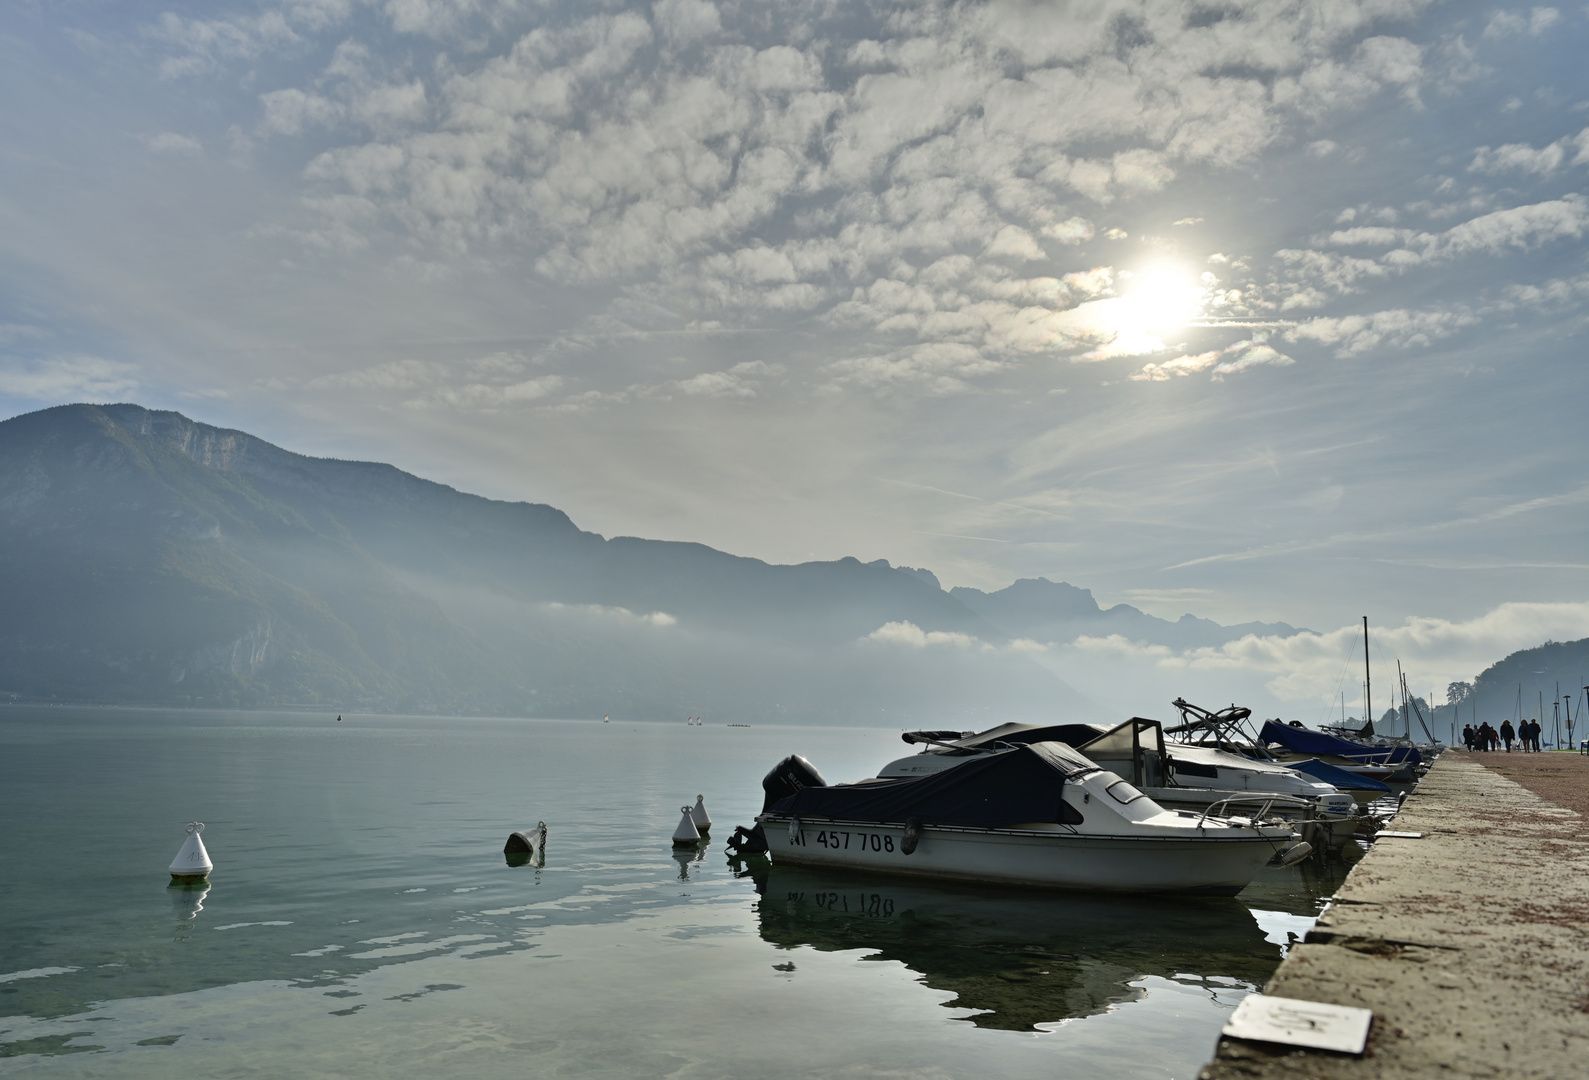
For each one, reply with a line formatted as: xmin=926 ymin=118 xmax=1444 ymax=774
xmin=947 ymin=721 xmax=1110 ymax=751
xmin=1259 ymin=721 xmax=1422 ymax=766
xmin=1285 ymin=757 xmax=1393 ymax=794
xmin=769 ymin=742 xmax=1099 ymax=828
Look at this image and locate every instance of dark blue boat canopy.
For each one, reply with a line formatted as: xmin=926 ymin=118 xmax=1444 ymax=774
xmin=1259 ymin=720 xmax=1422 ymax=766
xmin=769 ymin=741 xmax=1100 ymax=829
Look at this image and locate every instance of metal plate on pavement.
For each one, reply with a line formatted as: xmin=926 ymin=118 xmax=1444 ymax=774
xmin=1223 ymin=994 xmax=1373 ymax=1054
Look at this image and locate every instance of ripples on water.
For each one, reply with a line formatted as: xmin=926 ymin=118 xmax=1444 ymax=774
xmin=0 ymin=709 xmax=1358 ymax=1078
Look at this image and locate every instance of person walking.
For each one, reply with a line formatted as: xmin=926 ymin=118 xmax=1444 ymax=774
xmin=1529 ymin=718 xmax=1543 ymax=752
xmin=1463 ymin=724 xmax=1475 ymax=751
xmin=1500 ymin=720 xmax=1515 ymax=752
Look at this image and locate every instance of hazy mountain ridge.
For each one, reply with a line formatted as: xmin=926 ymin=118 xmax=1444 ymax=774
xmin=1454 ymin=638 xmax=1589 ymax=734
xmin=951 ymin=578 xmax=1302 ymax=650
xmin=0 ymin=404 xmax=1311 ymax=721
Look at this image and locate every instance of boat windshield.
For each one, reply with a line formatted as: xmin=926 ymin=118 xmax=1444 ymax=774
xmin=1106 ymin=780 xmax=1147 ymax=804
xmin=1077 ymin=718 xmax=1166 ymax=787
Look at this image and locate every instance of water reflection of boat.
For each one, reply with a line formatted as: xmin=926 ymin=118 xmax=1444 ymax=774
xmin=1233 ymin=847 xmax=1364 ymax=918
xmin=754 ymin=864 xmax=1278 ymax=1031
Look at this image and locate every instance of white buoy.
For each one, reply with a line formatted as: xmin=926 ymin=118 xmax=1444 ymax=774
xmin=690 ymin=794 xmax=712 ymax=833
xmin=169 ymin=822 xmax=213 ymax=881
xmin=672 ymin=805 xmax=701 ymax=846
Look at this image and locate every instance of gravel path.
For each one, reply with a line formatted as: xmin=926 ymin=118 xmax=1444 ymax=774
xmin=1202 ymin=752 xmax=1589 ymax=1079
xmin=1465 ymin=747 xmax=1589 ymax=816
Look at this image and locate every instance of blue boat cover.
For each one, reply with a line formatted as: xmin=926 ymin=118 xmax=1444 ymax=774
xmin=1286 ymin=757 xmax=1392 ymax=794
xmin=1259 ymin=721 xmax=1422 ymax=766
xmin=769 ymin=742 xmax=1099 ymax=828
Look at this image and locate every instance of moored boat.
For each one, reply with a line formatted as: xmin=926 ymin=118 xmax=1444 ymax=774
xmin=880 ymin=717 xmax=1362 ymax=854
xmin=740 ymin=741 xmax=1302 ymax=895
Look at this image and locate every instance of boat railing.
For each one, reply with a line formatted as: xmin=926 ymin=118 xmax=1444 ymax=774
xmin=1195 ymin=793 xmax=1311 ymax=831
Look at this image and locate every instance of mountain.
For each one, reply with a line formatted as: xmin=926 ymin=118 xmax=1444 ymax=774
xmin=1450 ymin=638 xmax=1589 ymax=736
xmin=0 ymin=404 xmax=1304 ymax=722
xmin=950 ymin=578 xmax=1300 ymax=649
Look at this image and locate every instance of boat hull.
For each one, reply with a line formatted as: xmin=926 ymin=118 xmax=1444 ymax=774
xmin=1143 ymin=788 xmax=1358 ymax=854
xmin=757 ymin=813 xmax=1288 ymax=896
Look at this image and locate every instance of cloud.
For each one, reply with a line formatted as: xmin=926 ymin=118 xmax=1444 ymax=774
xmin=1132 ymin=336 xmax=1294 ymax=381
xmin=1430 ymin=196 xmax=1589 ymax=258
xmin=825 ymin=342 xmax=1002 ymax=397
xmin=1469 ymin=126 xmax=1589 ymax=175
xmin=0 ymin=324 xmax=47 ymax=347
xmin=1074 ymin=603 xmax=1589 ymax=706
xmin=308 ymin=358 xmax=449 ymax=391
xmin=653 ymin=0 xmax=721 ymax=46
xmin=237 ymin=0 xmax=1459 ymax=397
xmin=1271 ymin=196 xmax=1589 ymax=316
xmin=424 ymin=375 xmax=563 ymax=409
xmin=1041 ymin=217 xmax=1095 ymax=245
xmin=303 ymin=355 xmax=569 ymax=410
xmin=1321 ymin=197 xmax=1589 ymax=261
xmin=984 ymin=224 xmax=1045 ymax=261
xmin=1286 ymin=307 xmax=1478 ymax=356
xmin=0 ymin=356 xmax=139 ymax=400
xmin=1483 ymin=7 xmax=1560 ymax=38
xmin=666 ymin=360 xmax=782 ymax=399
xmin=144 ymin=132 xmax=204 ymax=155
xmin=1502 ymin=272 xmax=1589 ymax=309
xmin=152 ymin=8 xmax=306 ymax=78
xmin=865 ymin=621 xmax=988 ymax=650
xmin=546 ymin=601 xmax=677 ymax=627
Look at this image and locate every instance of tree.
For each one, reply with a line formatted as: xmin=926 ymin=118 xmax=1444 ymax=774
xmin=1447 ymin=680 xmax=1473 ymax=705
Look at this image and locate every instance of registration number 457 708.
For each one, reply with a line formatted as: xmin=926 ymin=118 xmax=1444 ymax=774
xmin=790 ymin=828 xmax=895 ymax=853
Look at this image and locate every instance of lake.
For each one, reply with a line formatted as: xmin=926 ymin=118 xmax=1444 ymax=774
xmin=0 ymin=708 xmax=1352 ymax=1077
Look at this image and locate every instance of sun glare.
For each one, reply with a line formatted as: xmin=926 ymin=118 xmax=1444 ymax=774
xmin=1070 ymin=265 xmax=1209 ymax=359
xmin=1122 ymin=268 xmax=1205 ymax=332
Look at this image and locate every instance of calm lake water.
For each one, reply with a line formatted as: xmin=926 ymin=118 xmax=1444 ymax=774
xmin=0 ymin=708 xmax=1355 ymax=1078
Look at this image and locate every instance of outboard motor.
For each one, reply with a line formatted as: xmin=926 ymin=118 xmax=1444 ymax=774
xmin=726 ymin=823 xmax=768 ymax=856
xmin=761 ymin=754 xmax=828 ymax=813
xmin=727 ymin=756 xmax=830 ymax=859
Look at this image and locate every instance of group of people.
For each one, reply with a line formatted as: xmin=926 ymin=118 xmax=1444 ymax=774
xmin=1463 ymin=719 xmax=1543 ymax=752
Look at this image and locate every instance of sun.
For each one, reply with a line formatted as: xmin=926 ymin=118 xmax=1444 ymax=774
xmin=1120 ymin=267 xmax=1205 ymax=333
xmin=1065 ymin=265 xmax=1208 ymax=360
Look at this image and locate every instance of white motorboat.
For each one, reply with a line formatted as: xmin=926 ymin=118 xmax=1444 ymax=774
xmin=738 ymin=740 xmax=1304 ymax=896
xmin=877 ymin=719 xmax=1361 ymax=854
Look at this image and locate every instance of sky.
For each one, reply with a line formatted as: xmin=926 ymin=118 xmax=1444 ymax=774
xmin=3 ymin=0 xmax=1588 ymax=712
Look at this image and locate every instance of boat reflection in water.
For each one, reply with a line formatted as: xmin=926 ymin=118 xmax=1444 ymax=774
xmin=750 ymin=861 xmax=1284 ymax=1031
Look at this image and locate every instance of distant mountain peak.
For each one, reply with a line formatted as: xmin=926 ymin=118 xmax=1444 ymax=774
xmin=949 ymin=575 xmax=1299 ymax=650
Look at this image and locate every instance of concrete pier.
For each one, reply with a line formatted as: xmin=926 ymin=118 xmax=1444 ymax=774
xmin=1202 ymin=752 xmax=1589 ymax=1078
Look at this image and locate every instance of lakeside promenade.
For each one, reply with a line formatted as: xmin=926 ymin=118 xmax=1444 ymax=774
xmin=1203 ymin=751 xmax=1589 ymax=1078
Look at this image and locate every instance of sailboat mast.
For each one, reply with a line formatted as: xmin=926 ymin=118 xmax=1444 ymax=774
xmin=1397 ymin=660 xmax=1406 ymax=739
xmin=1363 ymin=616 xmax=1372 ymax=733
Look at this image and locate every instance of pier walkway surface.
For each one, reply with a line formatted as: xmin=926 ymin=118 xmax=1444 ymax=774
xmin=1202 ymin=751 xmax=1589 ymax=1079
